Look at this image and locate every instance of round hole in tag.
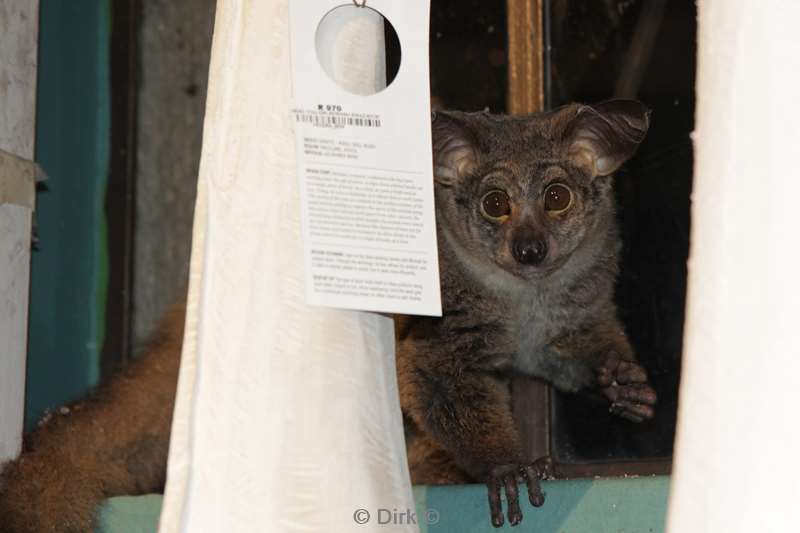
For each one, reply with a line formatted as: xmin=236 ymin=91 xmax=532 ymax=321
xmin=315 ymin=4 xmax=401 ymax=96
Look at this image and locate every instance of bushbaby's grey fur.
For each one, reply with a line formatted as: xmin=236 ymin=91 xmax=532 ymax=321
xmin=396 ymin=100 xmax=656 ymax=527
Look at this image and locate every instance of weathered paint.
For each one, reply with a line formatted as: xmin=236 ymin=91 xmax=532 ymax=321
xmin=26 ymin=0 xmax=111 ymax=429
xmin=0 ymin=0 xmax=38 ymax=463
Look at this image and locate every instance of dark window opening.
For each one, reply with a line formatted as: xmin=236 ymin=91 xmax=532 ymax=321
xmin=547 ymin=0 xmax=693 ymax=471
xmin=429 ymin=0 xmax=508 ymax=112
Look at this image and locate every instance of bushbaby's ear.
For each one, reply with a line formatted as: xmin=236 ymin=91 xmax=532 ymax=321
xmin=564 ymin=99 xmax=650 ymax=177
xmin=431 ymin=111 xmax=478 ymax=187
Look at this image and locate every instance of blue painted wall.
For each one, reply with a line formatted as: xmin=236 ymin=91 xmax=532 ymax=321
xmin=27 ymin=0 xmax=111 ymax=429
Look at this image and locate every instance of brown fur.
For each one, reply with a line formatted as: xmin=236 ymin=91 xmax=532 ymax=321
xmin=0 ymin=304 xmax=185 ymax=533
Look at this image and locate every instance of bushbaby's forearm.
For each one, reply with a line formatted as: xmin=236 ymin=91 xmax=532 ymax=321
xmin=540 ymin=318 xmax=636 ymax=391
xmin=544 ymin=318 xmax=656 ymax=422
xmin=395 ymin=333 xmax=524 ymax=480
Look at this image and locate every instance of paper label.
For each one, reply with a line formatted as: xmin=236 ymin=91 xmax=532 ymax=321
xmin=288 ymin=0 xmax=441 ymax=316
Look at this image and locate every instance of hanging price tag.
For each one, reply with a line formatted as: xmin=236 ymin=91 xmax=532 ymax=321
xmin=289 ymin=0 xmax=441 ymax=316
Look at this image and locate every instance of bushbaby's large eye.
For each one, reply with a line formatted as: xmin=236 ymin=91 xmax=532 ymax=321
xmin=480 ymin=190 xmax=511 ymax=222
xmin=543 ymin=183 xmax=573 ymax=214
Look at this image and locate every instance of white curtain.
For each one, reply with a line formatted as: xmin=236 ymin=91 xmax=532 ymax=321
xmin=159 ymin=1 xmax=417 ymax=532
xmin=668 ymin=2 xmax=800 ymax=531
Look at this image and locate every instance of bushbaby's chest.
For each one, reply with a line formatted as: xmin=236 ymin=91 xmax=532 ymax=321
xmin=506 ymin=294 xmax=569 ymax=370
xmin=440 ymin=285 xmax=568 ymax=374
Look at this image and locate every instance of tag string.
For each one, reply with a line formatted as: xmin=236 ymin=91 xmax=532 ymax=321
xmin=352 ymin=0 xmax=366 ymax=7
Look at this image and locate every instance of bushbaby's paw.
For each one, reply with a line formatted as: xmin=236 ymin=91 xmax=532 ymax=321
xmin=596 ymin=354 xmax=657 ymax=422
xmin=486 ymin=456 xmax=553 ymax=528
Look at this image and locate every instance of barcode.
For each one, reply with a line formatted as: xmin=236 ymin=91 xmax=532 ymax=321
xmin=295 ymin=114 xmax=382 ymax=128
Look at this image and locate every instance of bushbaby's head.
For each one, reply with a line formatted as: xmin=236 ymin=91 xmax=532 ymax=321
xmin=432 ymin=100 xmax=649 ymax=283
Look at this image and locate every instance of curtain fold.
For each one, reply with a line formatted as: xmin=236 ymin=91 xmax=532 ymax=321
xmin=667 ymin=2 xmax=800 ymax=531
xmin=159 ymin=2 xmax=417 ymax=531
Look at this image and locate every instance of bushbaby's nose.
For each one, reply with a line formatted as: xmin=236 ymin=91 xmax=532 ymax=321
xmin=512 ymin=239 xmax=548 ymax=265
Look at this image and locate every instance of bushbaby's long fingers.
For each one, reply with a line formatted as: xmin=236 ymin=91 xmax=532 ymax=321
xmin=616 ymin=361 xmax=648 ymax=384
xmin=503 ymin=474 xmax=523 ymax=526
xmin=522 ymin=457 xmax=552 ymax=507
xmin=521 ymin=465 xmax=545 ymax=507
xmin=611 ymin=400 xmax=654 ymax=421
xmin=487 ymin=477 xmax=505 ymax=528
xmin=616 ymin=384 xmax=657 ymax=405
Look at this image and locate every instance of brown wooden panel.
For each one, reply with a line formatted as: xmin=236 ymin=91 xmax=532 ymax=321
xmin=507 ymin=0 xmax=549 ymax=462
xmin=506 ymin=0 xmax=544 ymax=115
xmin=511 ymin=377 xmax=550 ymax=461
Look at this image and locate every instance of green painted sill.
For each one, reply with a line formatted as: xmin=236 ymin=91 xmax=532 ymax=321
xmin=99 ymin=476 xmax=669 ymax=532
